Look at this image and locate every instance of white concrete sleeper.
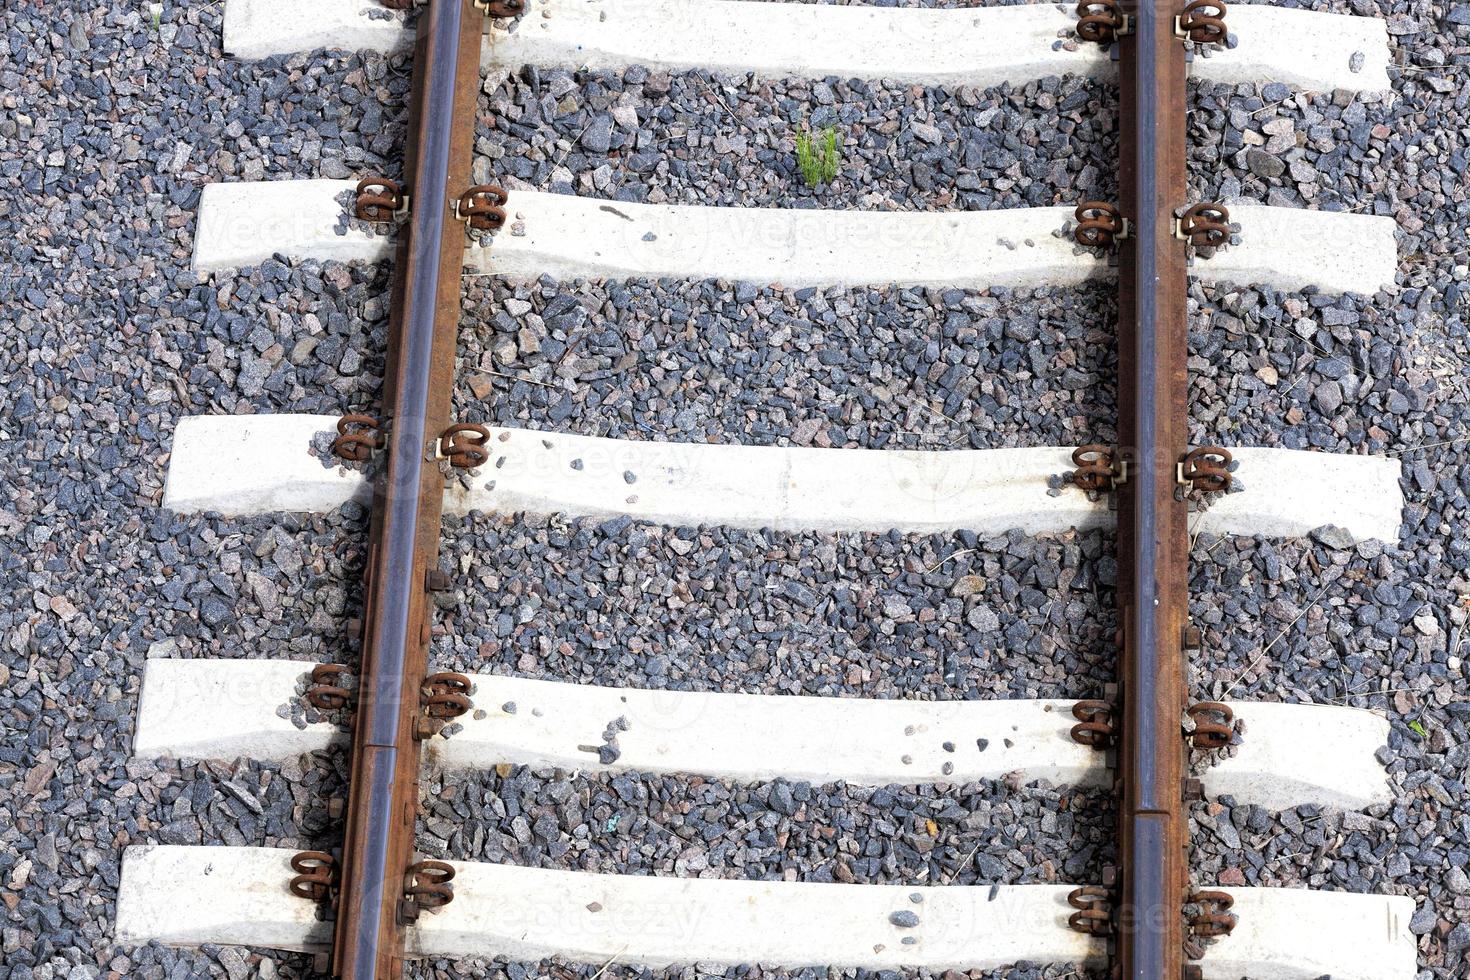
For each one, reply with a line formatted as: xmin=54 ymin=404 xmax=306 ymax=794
xmin=192 ymin=180 xmax=1401 ymax=298
xmin=162 ymin=414 xmax=1407 ymax=545
xmin=222 ymin=0 xmax=1392 ymax=94
xmin=117 ymin=845 xmax=1418 ymax=978
xmin=133 ymin=658 xmax=1393 ymax=812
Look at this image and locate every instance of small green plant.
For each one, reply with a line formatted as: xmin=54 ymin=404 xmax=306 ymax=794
xmin=795 ymin=126 xmax=841 ymax=188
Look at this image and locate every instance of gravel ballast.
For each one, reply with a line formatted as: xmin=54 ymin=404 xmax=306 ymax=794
xmin=4 ymin=0 xmax=1470 ymax=978
xmin=431 ymin=516 xmax=1116 ymax=701
xmin=476 ymin=68 xmax=1115 ymax=211
xmin=456 ymin=279 xmax=1117 ymax=450
xmin=422 ymin=768 xmax=1114 ymax=887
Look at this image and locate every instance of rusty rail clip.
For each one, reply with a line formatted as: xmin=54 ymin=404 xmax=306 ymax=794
xmin=333 ymin=414 xmax=385 ymax=463
xmin=1067 ymin=886 xmax=1113 ymax=935
xmin=1176 ymin=202 xmax=1231 ymax=248
xmin=415 ymin=672 xmax=473 ymax=740
xmin=1187 ymin=701 xmax=1235 ymax=749
xmin=305 ymin=663 xmax=353 ymax=712
xmin=1177 ymin=0 xmax=1228 ymax=44
xmin=355 ymin=177 xmax=409 ymax=223
xmin=454 ymin=184 xmax=509 ymax=232
xmin=1075 ymin=0 xmax=1130 ymax=42
xmin=1070 ymin=699 xmax=1116 ymax=748
xmin=424 ymin=672 xmax=473 ymax=718
xmin=289 ymin=850 xmax=339 ymax=904
xmin=1177 ymin=446 xmax=1232 ymax=492
xmin=436 ymin=422 xmax=492 ymax=468
xmin=1071 ymin=444 xmax=1125 ymax=492
xmin=1188 ymin=890 xmax=1238 ymax=937
xmin=1073 ymin=201 xmax=1129 ymax=249
xmin=401 ymin=860 xmax=456 ymax=922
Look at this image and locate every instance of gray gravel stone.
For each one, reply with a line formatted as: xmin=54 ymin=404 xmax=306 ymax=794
xmin=1245 ymin=147 xmax=1286 ymax=179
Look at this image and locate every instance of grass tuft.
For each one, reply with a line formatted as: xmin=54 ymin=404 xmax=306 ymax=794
xmin=795 ymin=126 xmax=840 ymax=188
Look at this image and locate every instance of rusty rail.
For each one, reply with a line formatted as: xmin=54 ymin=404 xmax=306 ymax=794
xmin=1068 ymin=1 xmax=1240 ymax=975
xmin=1113 ymin=4 xmax=1192 ymax=976
xmin=326 ymin=2 xmax=485 ymax=977
xmin=1102 ymin=3 xmax=1237 ymax=977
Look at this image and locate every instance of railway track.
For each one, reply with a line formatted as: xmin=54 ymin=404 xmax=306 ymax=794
xmin=111 ymin=1 xmax=1426 ymax=978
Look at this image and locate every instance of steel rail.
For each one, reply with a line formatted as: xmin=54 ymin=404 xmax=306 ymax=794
xmin=1115 ymin=2 xmax=1191 ymax=977
xmin=329 ymin=2 xmax=483 ymax=978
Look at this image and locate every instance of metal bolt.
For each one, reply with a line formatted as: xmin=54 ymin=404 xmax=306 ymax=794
xmin=345 ymin=617 xmax=362 ymax=642
xmin=1182 ymin=777 xmax=1204 ymax=802
xmin=424 ymin=568 xmax=451 ymax=592
xmin=1182 ymin=625 xmax=1202 ymax=649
